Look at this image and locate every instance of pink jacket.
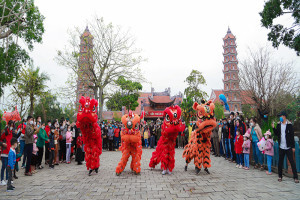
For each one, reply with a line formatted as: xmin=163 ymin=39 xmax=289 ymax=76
xmin=33 ymin=142 xmax=39 ymax=155
xmin=264 ymin=139 xmax=274 ymax=156
xmin=66 ymin=131 xmax=72 ymax=144
xmin=242 ymin=139 xmax=251 ymax=154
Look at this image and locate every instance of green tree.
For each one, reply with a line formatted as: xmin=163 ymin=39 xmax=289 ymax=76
xmin=214 ymin=101 xmax=224 ymax=121
xmin=13 ymin=66 xmax=49 ymax=116
xmin=0 ymin=0 xmax=45 ymax=96
xmin=115 ymin=76 xmax=142 ymax=111
xmin=285 ymin=93 xmax=300 ymax=122
xmin=242 ymin=104 xmax=256 ymax=119
xmin=184 ymin=70 xmax=208 ymax=103
xmin=34 ymin=93 xmax=63 ymax=122
xmin=180 ymin=96 xmax=195 ymax=126
xmin=259 ymin=0 xmax=299 ymax=55
xmin=106 ymin=92 xmax=123 ymax=111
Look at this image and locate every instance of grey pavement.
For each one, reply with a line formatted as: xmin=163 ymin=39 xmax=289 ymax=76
xmin=0 ymin=148 xmax=299 ymax=200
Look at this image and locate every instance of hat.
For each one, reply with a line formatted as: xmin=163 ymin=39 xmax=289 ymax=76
xmin=244 ymin=132 xmax=250 ymax=138
xmin=278 ymin=111 xmax=287 ymax=117
xmin=264 ymin=130 xmax=271 ymax=136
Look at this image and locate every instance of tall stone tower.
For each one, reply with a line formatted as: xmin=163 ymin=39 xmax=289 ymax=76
xmin=76 ymin=26 xmax=95 ymax=104
xmin=222 ymin=28 xmax=241 ymax=112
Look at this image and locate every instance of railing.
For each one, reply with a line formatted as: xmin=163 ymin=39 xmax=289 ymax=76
xmin=261 ymin=141 xmax=300 ymax=172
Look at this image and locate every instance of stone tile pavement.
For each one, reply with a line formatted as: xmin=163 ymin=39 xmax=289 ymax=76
xmin=0 ymin=149 xmax=299 ymax=200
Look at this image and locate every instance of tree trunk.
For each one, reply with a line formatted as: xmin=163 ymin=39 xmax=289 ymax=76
xmin=30 ymin=94 xmax=34 ymax=116
xmin=98 ymin=88 xmax=104 ymax=121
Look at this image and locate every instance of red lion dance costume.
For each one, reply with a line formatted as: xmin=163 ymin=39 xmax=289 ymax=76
xmin=149 ymin=105 xmax=185 ymax=175
xmin=183 ymin=100 xmax=217 ymax=174
xmin=76 ymin=96 xmax=102 ymax=176
xmin=116 ymin=111 xmax=142 ymax=176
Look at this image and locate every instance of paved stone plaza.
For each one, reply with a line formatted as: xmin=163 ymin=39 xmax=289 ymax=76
xmin=0 ymin=148 xmax=299 ymax=200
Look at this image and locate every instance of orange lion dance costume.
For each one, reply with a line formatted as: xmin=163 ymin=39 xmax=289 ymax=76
xmin=76 ymin=96 xmax=102 ymax=176
xmin=149 ymin=105 xmax=185 ymax=175
xmin=116 ymin=111 xmax=142 ymax=176
xmin=183 ymin=100 xmax=217 ymax=174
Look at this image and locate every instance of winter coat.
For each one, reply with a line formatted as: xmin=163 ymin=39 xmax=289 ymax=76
xmin=48 ymin=133 xmax=55 ymax=150
xmin=234 ymin=135 xmax=243 ymax=154
xmin=37 ymin=129 xmax=49 ymax=148
xmin=212 ymin=126 xmax=219 ymax=138
xmin=273 ymin=121 xmax=295 ymax=149
xmin=7 ymin=148 xmax=16 ymax=170
xmin=265 ymin=139 xmax=274 ymax=156
xmin=242 ymin=139 xmax=251 ymax=154
xmin=66 ymin=131 xmax=72 ymax=144
xmin=0 ymin=128 xmax=12 ymax=156
xmin=25 ymin=125 xmax=35 ymax=144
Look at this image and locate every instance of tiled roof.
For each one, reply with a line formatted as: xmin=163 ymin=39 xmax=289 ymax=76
xmin=149 ymin=96 xmax=175 ymax=103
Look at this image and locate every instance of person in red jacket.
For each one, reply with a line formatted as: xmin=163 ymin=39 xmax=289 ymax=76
xmin=0 ymin=120 xmax=13 ymax=185
xmin=234 ymin=129 xmax=243 ymax=169
xmin=44 ymin=120 xmax=51 ymax=165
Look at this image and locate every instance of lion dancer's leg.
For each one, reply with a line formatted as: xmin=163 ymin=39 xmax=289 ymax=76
xmin=130 ymin=143 xmax=142 ymax=175
xmin=161 ymin=143 xmax=176 ymax=175
xmin=116 ymin=146 xmax=130 ymax=176
xmin=149 ymin=138 xmax=163 ymax=169
xmin=183 ymin=132 xmax=196 ymax=171
xmin=202 ymin=135 xmax=212 ymax=174
xmin=194 ymin=138 xmax=203 ymax=174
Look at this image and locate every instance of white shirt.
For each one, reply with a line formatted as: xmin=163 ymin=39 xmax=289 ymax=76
xmin=280 ymin=122 xmax=290 ymax=150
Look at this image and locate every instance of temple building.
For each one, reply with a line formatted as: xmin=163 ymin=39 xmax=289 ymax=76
xmin=210 ymin=28 xmax=253 ymax=114
xmin=133 ymin=88 xmax=183 ymax=121
xmin=76 ymin=27 xmax=95 ymax=105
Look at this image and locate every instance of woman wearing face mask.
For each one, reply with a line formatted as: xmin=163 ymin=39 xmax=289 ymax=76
xmin=0 ymin=120 xmax=14 ymax=185
xmin=36 ymin=122 xmax=49 ymax=169
xmin=249 ymin=118 xmax=263 ymax=170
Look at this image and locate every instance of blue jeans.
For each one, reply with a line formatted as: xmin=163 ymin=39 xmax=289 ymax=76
xmin=236 ymin=154 xmax=242 ymax=165
xmin=252 ymin=141 xmax=263 ymax=165
xmin=225 ymin=138 xmax=232 ymax=159
xmin=114 ymin=137 xmax=119 ymax=149
xmin=66 ymin=144 xmax=71 ymax=163
xmin=1 ymin=157 xmax=8 ymax=181
xmin=267 ymin=155 xmax=272 ymax=173
xmin=20 ymin=140 xmax=25 ymax=155
xmin=244 ymin=153 xmax=249 ymax=168
xmin=144 ymin=139 xmax=148 ymax=147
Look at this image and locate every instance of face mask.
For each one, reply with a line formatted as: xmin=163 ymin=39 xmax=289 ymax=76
xmin=223 ymin=122 xmax=226 ymax=124
xmin=243 ymin=137 xmax=246 ymax=141
xmin=68 ymin=129 xmax=71 ymax=132
xmin=42 ymin=126 xmax=45 ymax=129
xmin=24 ymin=122 xmax=27 ymax=125
xmin=10 ymin=127 xmax=13 ymax=130
xmin=236 ymin=123 xmax=239 ymax=127
xmin=228 ymin=120 xmax=231 ymax=123
xmin=265 ymin=135 xmax=268 ymax=139
xmin=51 ymin=130 xmax=54 ymax=133
xmin=30 ymin=121 xmax=33 ymax=125
xmin=34 ymin=122 xmax=36 ymax=126
xmin=79 ymin=134 xmax=82 ymax=137
xmin=264 ymin=115 xmax=267 ymax=119
xmin=250 ymin=122 xmax=253 ymax=127
xmin=37 ymin=125 xmax=40 ymax=128
xmin=245 ymin=120 xmax=248 ymax=123
xmin=280 ymin=117 xmax=284 ymax=122
xmin=48 ymin=123 xmax=51 ymax=126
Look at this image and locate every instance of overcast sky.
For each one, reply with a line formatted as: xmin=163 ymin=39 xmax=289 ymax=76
xmin=26 ymin=0 xmax=300 ymax=104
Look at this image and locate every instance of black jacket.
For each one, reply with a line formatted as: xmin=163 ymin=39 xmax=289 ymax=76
xmin=48 ymin=133 xmax=55 ymax=150
xmin=273 ymin=121 xmax=295 ymax=149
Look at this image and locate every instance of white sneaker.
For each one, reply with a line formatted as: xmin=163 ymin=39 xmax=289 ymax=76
xmin=0 ymin=180 xmax=6 ymax=185
xmin=162 ymin=170 xmax=167 ymax=175
xmin=167 ymin=169 xmax=172 ymax=175
xmin=239 ymin=165 xmax=243 ymax=169
xmin=236 ymin=164 xmax=239 ymax=168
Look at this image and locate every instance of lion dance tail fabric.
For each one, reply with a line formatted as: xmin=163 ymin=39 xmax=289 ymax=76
xmin=183 ymin=100 xmax=217 ymax=174
xmin=149 ymin=105 xmax=185 ymax=174
xmin=76 ymin=96 xmax=102 ymax=173
xmin=116 ymin=111 xmax=142 ymax=175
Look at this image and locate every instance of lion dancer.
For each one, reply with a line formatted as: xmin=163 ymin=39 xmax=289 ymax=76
xmin=183 ymin=100 xmax=217 ymax=174
xmin=149 ymin=105 xmax=185 ymax=175
xmin=116 ymin=111 xmax=142 ymax=176
xmin=76 ymin=96 xmax=102 ymax=176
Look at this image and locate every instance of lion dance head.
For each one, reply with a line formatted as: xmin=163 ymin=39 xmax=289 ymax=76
xmin=162 ymin=105 xmax=185 ymax=135
xmin=121 ymin=110 xmax=140 ymax=135
xmin=193 ymin=100 xmax=217 ymax=134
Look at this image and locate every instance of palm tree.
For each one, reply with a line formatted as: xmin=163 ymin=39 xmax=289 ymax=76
xmin=17 ymin=66 xmax=50 ymax=116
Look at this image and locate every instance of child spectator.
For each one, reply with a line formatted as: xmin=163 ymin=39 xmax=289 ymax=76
xmin=242 ymin=130 xmax=251 ymax=170
xmin=31 ymin=135 xmax=39 ymax=174
xmin=76 ymin=130 xmax=84 ymax=165
xmin=0 ymin=120 xmax=13 ymax=185
xmin=144 ymin=126 xmax=149 ymax=148
xmin=48 ymin=126 xmax=55 ymax=169
xmin=66 ymin=126 xmax=73 ymax=164
xmin=7 ymin=137 xmax=18 ymax=191
xmin=234 ymin=129 xmax=243 ymax=168
xmin=264 ymin=130 xmax=274 ymax=175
